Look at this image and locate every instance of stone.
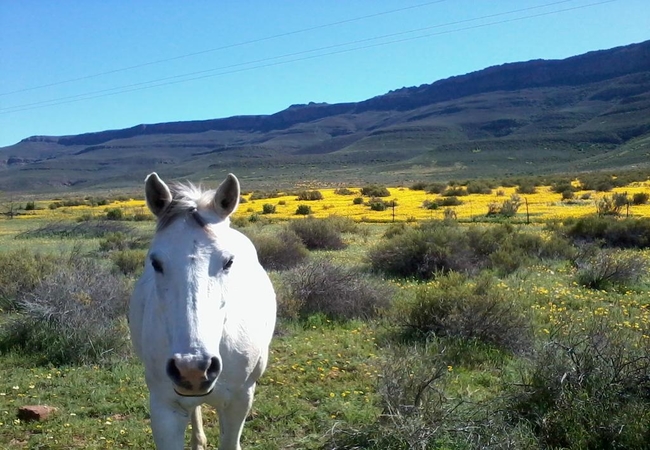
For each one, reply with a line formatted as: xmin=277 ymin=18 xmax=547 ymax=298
xmin=17 ymin=405 xmax=58 ymax=422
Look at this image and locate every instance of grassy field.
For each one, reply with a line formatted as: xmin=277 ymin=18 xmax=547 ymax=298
xmin=1 ymin=179 xmax=650 ymax=449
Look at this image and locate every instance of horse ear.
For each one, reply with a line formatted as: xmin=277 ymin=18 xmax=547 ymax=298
xmin=145 ymin=172 xmax=172 ymax=217
xmin=212 ymin=173 xmax=240 ymax=218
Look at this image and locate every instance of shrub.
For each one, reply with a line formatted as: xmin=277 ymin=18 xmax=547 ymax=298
xmin=277 ymin=259 xmax=392 ymax=320
xmin=393 ymin=272 xmax=533 ymax=353
xmin=579 ymin=174 xmax=624 ymax=191
xmin=111 ymin=249 xmax=146 ymax=276
xmin=249 ymin=190 xmax=280 ymax=200
xmin=422 ymin=199 xmax=439 ymax=210
xmin=508 ymin=318 xmax=650 ymax=449
xmin=0 ymin=256 xmax=131 ymax=365
xmin=550 ymin=180 xmax=577 ymax=194
xmin=425 ymin=183 xmax=446 ymax=194
xmin=361 ymin=185 xmax=390 ymax=197
xmin=288 ymin=217 xmax=346 ymax=250
xmin=562 ymin=216 xmax=650 ymax=248
xmin=575 ymin=248 xmax=648 ymax=289
xmin=334 ymin=187 xmax=355 ymax=195
xmin=24 ymin=201 xmax=36 ymax=211
xmin=367 ymin=198 xmax=387 ymax=211
xmin=100 ymin=232 xmax=130 ymax=251
xmin=367 ymin=222 xmax=474 ymax=279
xmin=561 ymin=189 xmax=575 ymax=200
xmin=486 ymin=194 xmax=522 ymax=217
xmin=369 ymin=221 xmax=574 ymax=280
xmin=105 ymin=207 xmax=124 ymax=220
xmin=352 ymin=197 xmax=364 ymax=205
xmin=437 ymin=196 xmax=462 ymax=207
xmin=296 ymin=190 xmax=323 ymax=201
xmin=16 ymin=220 xmax=134 ymax=239
xmin=632 ymin=192 xmax=649 ymax=205
xmin=442 ymin=208 xmax=457 ymax=221
xmin=0 ymin=250 xmax=60 ymax=312
xmin=323 ymin=215 xmax=358 ymax=234
xmin=261 ymin=203 xmax=276 ymax=214
xmin=247 ymin=229 xmax=308 ymax=271
xmin=441 ymin=186 xmax=468 ymax=197
xmin=516 ymin=183 xmax=536 ymax=194
xmin=409 ymin=181 xmax=429 ymax=191
xmin=295 ymin=204 xmax=312 ymax=215
xmin=466 ymin=181 xmax=492 ymax=194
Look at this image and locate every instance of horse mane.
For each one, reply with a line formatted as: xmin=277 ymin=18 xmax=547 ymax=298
xmin=156 ymin=182 xmax=217 ymax=231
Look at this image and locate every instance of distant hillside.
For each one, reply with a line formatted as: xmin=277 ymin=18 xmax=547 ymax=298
xmin=1 ymin=40 xmax=650 ymax=192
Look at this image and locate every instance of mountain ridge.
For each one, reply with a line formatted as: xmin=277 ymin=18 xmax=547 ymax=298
xmin=2 ymin=40 xmax=650 ymax=192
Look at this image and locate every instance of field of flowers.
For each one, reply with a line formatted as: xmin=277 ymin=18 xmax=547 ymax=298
xmin=1 ymin=177 xmax=650 ymax=448
xmin=11 ymin=181 xmax=650 ymax=223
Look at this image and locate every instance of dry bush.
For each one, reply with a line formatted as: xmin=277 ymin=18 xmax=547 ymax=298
xmin=508 ymin=318 xmax=650 ymax=449
xmin=0 ymin=254 xmax=131 ymax=365
xmin=276 ymin=259 xmax=392 ymax=320
xmin=575 ymin=247 xmax=648 ymax=289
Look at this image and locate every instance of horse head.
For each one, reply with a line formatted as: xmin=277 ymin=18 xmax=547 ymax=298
xmin=144 ymin=172 xmax=240 ymax=397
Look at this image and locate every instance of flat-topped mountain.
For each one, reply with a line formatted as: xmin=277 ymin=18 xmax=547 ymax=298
xmin=2 ymin=40 xmax=650 ymax=192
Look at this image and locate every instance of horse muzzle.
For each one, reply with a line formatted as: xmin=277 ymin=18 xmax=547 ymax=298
xmin=166 ymin=354 xmax=221 ymax=397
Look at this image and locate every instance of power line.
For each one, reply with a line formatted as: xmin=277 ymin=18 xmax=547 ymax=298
xmin=0 ymin=0 xmax=448 ymax=97
xmin=1 ymin=0 xmax=616 ymax=114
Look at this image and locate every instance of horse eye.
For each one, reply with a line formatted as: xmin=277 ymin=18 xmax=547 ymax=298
xmin=151 ymin=257 xmax=164 ymax=274
xmin=223 ymin=256 xmax=234 ymax=271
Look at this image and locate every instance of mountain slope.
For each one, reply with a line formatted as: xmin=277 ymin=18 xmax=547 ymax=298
xmin=1 ymin=40 xmax=650 ymax=192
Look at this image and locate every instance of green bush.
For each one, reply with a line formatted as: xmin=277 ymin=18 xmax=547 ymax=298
xmin=296 ymin=190 xmax=323 ymax=201
xmin=422 ymin=199 xmax=439 ymax=210
xmin=288 ymin=217 xmax=346 ymax=250
xmin=361 ymin=185 xmax=390 ymax=197
xmin=367 ymin=198 xmax=387 ymax=211
xmin=441 ymin=186 xmax=468 ymax=197
xmin=393 ymin=272 xmax=533 ymax=353
xmin=247 ymin=229 xmax=308 ymax=271
xmin=550 ymin=180 xmax=577 ymax=194
xmin=277 ymin=259 xmax=392 ymax=320
xmin=409 ymin=181 xmax=429 ymax=191
xmin=437 ymin=196 xmax=462 ymax=207
xmin=367 ymin=222 xmax=473 ymax=279
xmin=261 ymin=203 xmax=276 ymax=214
xmin=249 ymin=190 xmax=280 ymax=200
xmin=425 ymin=183 xmax=446 ymax=194
xmin=295 ymin=204 xmax=312 ymax=215
xmin=487 ymin=194 xmax=522 ymax=217
xmin=111 ymin=249 xmax=146 ymax=276
xmin=352 ymin=197 xmax=364 ymax=205
xmin=0 ymin=256 xmax=131 ymax=365
xmin=334 ymin=187 xmax=355 ymax=195
xmin=632 ymin=192 xmax=649 ymax=205
xmin=369 ymin=222 xmax=574 ymax=280
xmin=516 ymin=183 xmax=537 ymax=194
xmin=0 ymin=249 xmax=60 ymax=312
xmin=105 ymin=207 xmax=124 ymax=220
xmin=562 ymin=216 xmax=650 ymax=248
xmin=466 ymin=180 xmax=492 ymax=194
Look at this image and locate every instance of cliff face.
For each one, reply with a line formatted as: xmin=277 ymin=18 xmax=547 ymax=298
xmin=2 ymin=40 xmax=650 ymax=192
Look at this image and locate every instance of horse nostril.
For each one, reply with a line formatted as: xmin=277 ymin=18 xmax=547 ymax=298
xmin=166 ymin=358 xmax=181 ymax=383
xmin=207 ymin=356 xmax=221 ymax=380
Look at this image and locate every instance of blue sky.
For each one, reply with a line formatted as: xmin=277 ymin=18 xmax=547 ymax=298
xmin=1 ymin=0 xmax=648 ymax=147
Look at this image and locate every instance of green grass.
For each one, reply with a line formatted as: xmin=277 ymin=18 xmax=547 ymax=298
xmin=0 ymin=320 xmax=381 ymax=449
xmin=1 ymin=215 xmax=650 ymax=449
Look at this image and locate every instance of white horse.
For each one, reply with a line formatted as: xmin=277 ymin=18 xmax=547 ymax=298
xmin=129 ymin=172 xmax=276 ymax=450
